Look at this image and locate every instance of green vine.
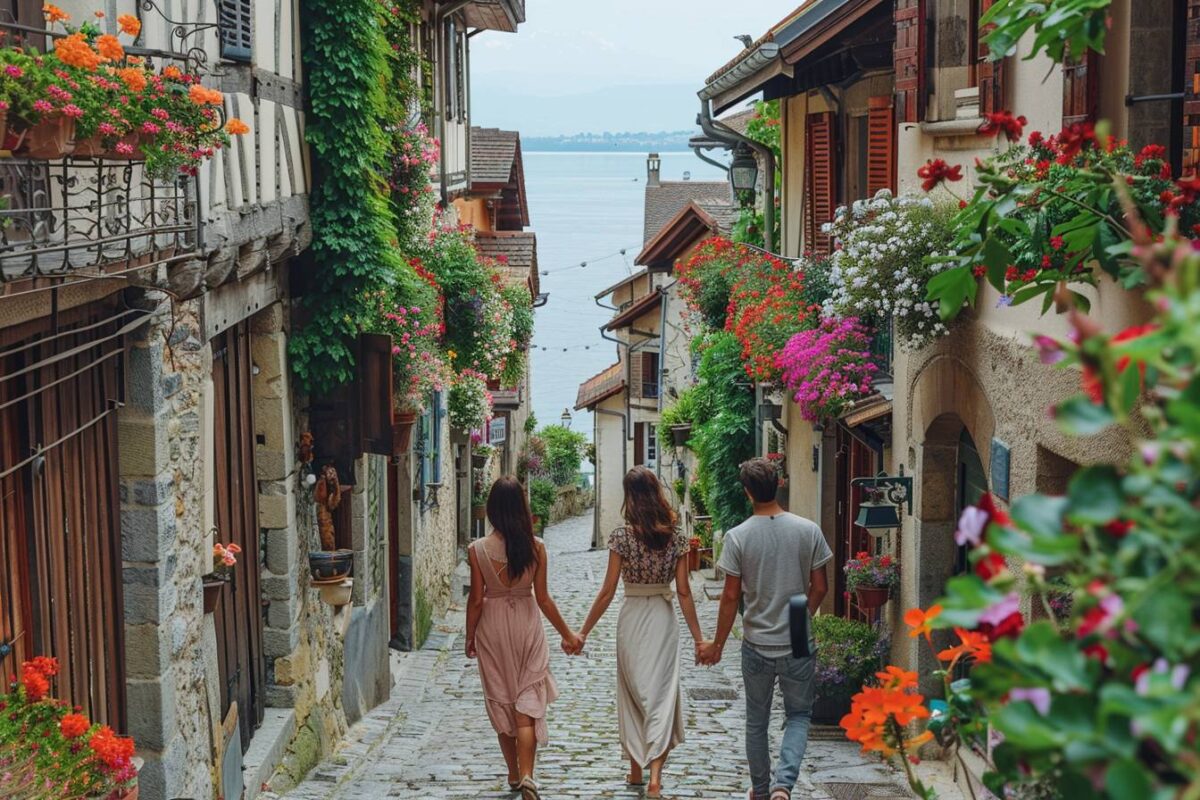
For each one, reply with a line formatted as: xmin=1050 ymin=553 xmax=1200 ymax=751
xmin=292 ymin=0 xmax=428 ymax=393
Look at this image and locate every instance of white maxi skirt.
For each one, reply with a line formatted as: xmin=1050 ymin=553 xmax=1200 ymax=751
xmin=615 ymin=582 xmax=686 ymax=766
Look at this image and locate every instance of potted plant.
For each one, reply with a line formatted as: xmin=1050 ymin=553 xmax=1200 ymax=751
xmin=309 ymin=464 xmax=354 ymax=583
xmin=0 ymin=655 xmax=138 ymax=798
xmin=658 ymin=387 xmax=701 ymax=449
xmin=447 ymin=369 xmax=493 ymax=432
xmin=843 ymin=551 xmax=899 ymax=610
xmin=472 ymin=443 xmax=494 ymax=469
xmin=202 ymin=540 xmax=241 ymax=614
xmin=811 ymin=615 xmax=886 ymax=724
xmin=372 ymin=288 xmax=450 ymax=455
xmin=777 ymin=316 xmax=878 ymax=423
xmin=694 ymin=518 xmax=715 ymax=567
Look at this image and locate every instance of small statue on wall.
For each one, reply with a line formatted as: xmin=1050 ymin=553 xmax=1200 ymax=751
xmin=315 ymin=463 xmax=341 ymax=550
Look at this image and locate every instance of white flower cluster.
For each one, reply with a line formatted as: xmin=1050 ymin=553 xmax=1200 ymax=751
xmin=821 ymin=190 xmax=957 ymax=351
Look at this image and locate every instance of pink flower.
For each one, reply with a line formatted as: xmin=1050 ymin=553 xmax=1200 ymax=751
xmin=141 ymin=121 xmax=160 ymax=134
xmin=114 ymin=141 xmax=134 ymax=155
xmin=4 ymin=65 xmax=22 ymax=78
xmin=60 ymin=103 xmax=83 ymax=118
xmin=954 ymin=506 xmax=989 ymax=547
xmin=32 ymin=99 xmax=53 ymax=113
xmin=1033 ymin=335 xmax=1065 ymax=365
xmin=979 ymin=592 xmax=1021 ymax=628
xmin=1008 ymin=687 xmax=1051 ymax=716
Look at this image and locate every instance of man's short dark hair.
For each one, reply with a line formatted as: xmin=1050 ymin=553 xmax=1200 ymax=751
xmin=739 ymin=458 xmax=778 ymax=503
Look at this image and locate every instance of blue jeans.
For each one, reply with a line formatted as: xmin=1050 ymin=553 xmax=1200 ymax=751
xmin=741 ymin=642 xmax=815 ymax=798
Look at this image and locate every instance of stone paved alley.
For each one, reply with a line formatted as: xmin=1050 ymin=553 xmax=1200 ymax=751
xmin=269 ymin=514 xmax=959 ymax=799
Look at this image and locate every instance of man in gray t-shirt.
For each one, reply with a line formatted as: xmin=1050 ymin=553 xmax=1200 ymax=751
xmin=699 ymin=458 xmax=831 ymax=800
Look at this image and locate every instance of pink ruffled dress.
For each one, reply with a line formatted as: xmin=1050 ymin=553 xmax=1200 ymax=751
xmin=472 ymin=536 xmax=559 ymax=743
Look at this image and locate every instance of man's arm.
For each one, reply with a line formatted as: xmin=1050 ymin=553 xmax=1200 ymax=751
xmin=808 ymin=563 xmax=828 ymax=613
xmin=700 ymin=573 xmax=741 ymax=665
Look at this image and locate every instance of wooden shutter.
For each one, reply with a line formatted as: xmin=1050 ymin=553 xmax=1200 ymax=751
xmin=358 ymin=333 xmax=394 ymax=457
xmin=805 ymin=112 xmax=838 ymax=257
xmin=866 ymin=98 xmax=895 ymax=196
xmin=894 ymin=0 xmax=925 ymax=123
xmin=634 ymin=423 xmax=645 ymax=467
xmin=629 ymin=352 xmax=644 ymax=400
xmin=977 ymin=0 xmax=1005 ymax=114
xmin=218 ymin=0 xmax=253 ymax=63
xmin=1185 ymin=0 xmax=1200 ymax=174
xmin=1062 ymin=52 xmax=1099 ymax=126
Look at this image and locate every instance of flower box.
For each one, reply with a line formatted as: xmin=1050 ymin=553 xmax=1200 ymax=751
xmin=392 ymin=411 xmax=417 ymax=454
xmin=201 ymin=575 xmax=228 ymax=614
xmin=20 ymin=114 xmax=77 ymax=159
xmin=854 ymin=586 xmax=891 ymax=610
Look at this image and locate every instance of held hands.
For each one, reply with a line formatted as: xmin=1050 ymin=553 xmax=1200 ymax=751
xmin=561 ymin=630 xmax=586 ymax=656
xmin=695 ymin=640 xmax=723 ymax=666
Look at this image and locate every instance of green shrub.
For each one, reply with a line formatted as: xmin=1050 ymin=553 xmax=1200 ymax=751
xmin=529 ymin=478 xmax=556 ymax=528
xmin=539 ymin=425 xmax=586 ymax=487
xmin=657 ymin=385 xmax=707 ymax=447
xmin=692 ymin=332 xmax=755 ymax=533
xmin=812 ymin=615 xmax=886 ymax=694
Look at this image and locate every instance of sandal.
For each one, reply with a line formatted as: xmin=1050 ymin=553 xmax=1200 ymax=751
xmin=508 ymin=781 xmax=522 ymax=793
xmin=519 ymin=777 xmax=542 ymax=800
xmin=646 ymin=784 xmax=663 ymax=799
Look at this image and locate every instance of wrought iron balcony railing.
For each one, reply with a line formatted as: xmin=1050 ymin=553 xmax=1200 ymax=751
xmin=0 ymin=158 xmax=197 ymax=284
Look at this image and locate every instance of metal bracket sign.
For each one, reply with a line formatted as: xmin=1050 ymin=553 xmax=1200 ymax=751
xmin=489 ymin=416 xmax=508 ymax=446
xmin=990 ymin=438 xmax=1011 ymax=501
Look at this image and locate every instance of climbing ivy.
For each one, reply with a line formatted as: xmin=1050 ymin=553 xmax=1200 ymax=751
xmin=292 ymin=0 xmax=428 ymax=393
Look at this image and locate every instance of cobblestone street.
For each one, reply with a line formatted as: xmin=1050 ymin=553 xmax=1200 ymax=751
xmin=272 ymin=514 xmax=943 ymax=799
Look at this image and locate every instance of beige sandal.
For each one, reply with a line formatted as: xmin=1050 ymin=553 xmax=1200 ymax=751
xmin=519 ymin=777 xmax=542 ymax=800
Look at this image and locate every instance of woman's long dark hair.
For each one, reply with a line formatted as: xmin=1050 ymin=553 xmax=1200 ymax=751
xmin=622 ymin=466 xmax=677 ymax=550
xmin=486 ymin=476 xmax=537 ymax=576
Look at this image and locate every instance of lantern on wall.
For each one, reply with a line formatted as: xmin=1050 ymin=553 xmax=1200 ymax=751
xmin=851 ymin=466 xmax=914 ymax=537
xmin=729 ymin=142 xmax=759 ymax=193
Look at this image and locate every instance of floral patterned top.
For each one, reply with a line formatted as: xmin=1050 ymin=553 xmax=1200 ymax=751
xmin=608 ymin=527 xmax=689 ymax=584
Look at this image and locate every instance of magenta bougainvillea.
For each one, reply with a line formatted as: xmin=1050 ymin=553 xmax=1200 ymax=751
xmin=776 ymin=316 xmax=877 ymax=423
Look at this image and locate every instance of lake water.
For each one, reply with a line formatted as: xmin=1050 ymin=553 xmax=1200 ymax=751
xmin=525 ymin=151 xmax=726 ymax=443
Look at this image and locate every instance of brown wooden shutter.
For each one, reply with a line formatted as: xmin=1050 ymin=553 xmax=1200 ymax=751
xmin=629 ymin=352 xmax=644 ymax=400
xmin=634 ymin=423 xmax=645 ymax=466
xmin=866 ymin=97 xmax=895 ymax=196
xmin=894 ymin=0 xmax=925 ymax=123
xmin=1185 ymin=0 xmax=1200 ymax=174
xmin=977 ymin=0 xmax=1005 ymax=114
xmin=805 ymin=112 xmax=838 ymax=257
xmin=358 ymin=333 xmax=394 ymax=456
xmin=1062 ymin=52 xmax=1099 ymax=127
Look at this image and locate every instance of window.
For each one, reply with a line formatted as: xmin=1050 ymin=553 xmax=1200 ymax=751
xmin=641 ymin=351 xmax=660 ymax=399
xmin=420 ymin=391 xmax=443 ymax=491
xmin=445 ymin=19 xmax=460 ymax=121
xmin=645 ymin=425 xmax=658 ymax=469
xmin=218 ymin=0 xmax=252 ymax=63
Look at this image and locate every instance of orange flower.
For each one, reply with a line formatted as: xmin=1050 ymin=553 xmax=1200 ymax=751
xmin=225 ymin=118 xmax=250 ymax=135
xmin=162 ymin=65 xmax=183 ymax=80
xmin=54 ymin=33 xmax=102 ymax=71
xmin=904 ymin=605 xmax=943 ymax=641
xmin=188 ymin=84 xmax=223 ymax=106
xmin=117 ymin=13 xmax=142 ymax=37
xmin=116 ymin=67 xmax=147 ymax=93
xmin=60 ymin=713 xmax=91 ymax=739
xmin=841 ymin=683 xmax=931 ymax=757
xmin=95 ymin=34 xmax=125 ymax=62
xmin=937 ymin=627 xmax=993 ymax=667
xmin=43 ymin=3 xmax=69 ymax=23
xmin=875 ymin=665 xmax=918 ymax=690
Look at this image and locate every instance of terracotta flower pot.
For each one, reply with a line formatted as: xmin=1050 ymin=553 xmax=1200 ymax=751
xmin=202 ymin=575 xmax=228 ymax=614
xmin=105 ymin=132 xmax=142 ymax=160
xmin=855 ymin=586 xmax=891 ymax=610
xmin=392 ymin=411 xmax=417 ymax=455
xmin=71 ymin=135 xmax=106 ymax=158
xmin=20 ymin=114 xmax=76 ymax=159
xmin=670 ymin=424 xmax=693 ymax=447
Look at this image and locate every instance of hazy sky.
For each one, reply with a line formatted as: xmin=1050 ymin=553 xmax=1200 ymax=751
xmin=470 ymin=1 xmax=790 ymax=135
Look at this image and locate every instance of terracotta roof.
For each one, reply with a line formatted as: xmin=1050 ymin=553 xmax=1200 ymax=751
xmin=604 ymin=289 xmax=663 ymax=332
xmin=470 ymin=127 xmax=519 ymax=186
xmin=475 ymin=231 xmax=539 ymax=296
xmin=636 ymin=202 xmax=729 ymax=270
xmin=643 ymin=181 xmax=732 ymax=243
xmin=575 ymin=361 xmax=625 ymax=410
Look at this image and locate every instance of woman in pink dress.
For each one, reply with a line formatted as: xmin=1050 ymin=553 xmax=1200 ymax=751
xmin=466 ymin=476 xmax=582 ymax=800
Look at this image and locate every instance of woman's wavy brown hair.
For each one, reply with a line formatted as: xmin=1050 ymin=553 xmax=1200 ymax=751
xmin=486 ymin=476 xmax=537 ymax=576
xmin=621 ymin=466 xmax=677 ymax=550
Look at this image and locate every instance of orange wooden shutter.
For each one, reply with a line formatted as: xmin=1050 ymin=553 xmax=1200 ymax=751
xmin=977 ymin=0 xmax=1005 ymax=114
xmin=894 ymin=0 xmax=924 ymax=123
xmin=1062 ymin=51 xmax=1099 ymax=127
xmin=867 ymin=98 xmax=895 ymax=196
xmin=1183 ymin=0 xmax=1200 ymax=174
xmin=805 ymin=112 xmax=838 ymax=257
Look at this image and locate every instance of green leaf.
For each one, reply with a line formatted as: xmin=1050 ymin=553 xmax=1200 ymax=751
xmin=1012 ymin=622 xmax=1093 ymax=691
xmin=982 ymin=236 xmax=1015 ymax=288
xmin=991 ymin=700 xmax=1063 ymax=750
xmin=1011 ymin=494 xmax=1069 ymax=538
xmin=1066 ymin=465 xmax=1123 ymax=524
xmin=1105 ymin=759 xmax=1152 ymax=797
xmin=927 ymin=267 xmax=979 ymax=321
xmin=1134 ymin=586 xmax=1199 ymax=658
xmin=936 ymin=574 xmax=1007 ymax=628
xmin=1055 ymin=394 xmax=1116 ymax=435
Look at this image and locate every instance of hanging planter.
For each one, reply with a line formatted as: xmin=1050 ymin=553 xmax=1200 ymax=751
xmin=308 ymin=549 xmax=354 ymax=583
xmin=201 ymin=575 xmax=228 ymax=614
xmin=854 ymin=586 xmax=891 ymax=610
xmin=19 ymin=114 xmax=77 ymax=159
xmin=670 ymin=423 xmax=693 ymax=447
xmin=392 ymin=410 xmax=417 ymax=455
xmin=317 ymin=578 xmax=353 ymax=607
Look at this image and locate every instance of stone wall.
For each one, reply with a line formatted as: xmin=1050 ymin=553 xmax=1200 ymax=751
xmin=549 ymin=486 xmax=593 ymax=524
xmin=410 ymin=415 xmax=460 ymax=646
xmin=119 ymin=294 xmax=213 ymax=800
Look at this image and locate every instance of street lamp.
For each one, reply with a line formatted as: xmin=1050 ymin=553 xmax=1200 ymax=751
xmin=729 ymin=142 xmax=759 ymax=194
xmin=560 ymin=408 xmax=572 ymax=429
xmin=851 ymin=466 xmax=914 ymax=537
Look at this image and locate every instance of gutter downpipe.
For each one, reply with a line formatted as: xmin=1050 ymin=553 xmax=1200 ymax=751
xmin=697 ymin=43 xmax=779 ymax=254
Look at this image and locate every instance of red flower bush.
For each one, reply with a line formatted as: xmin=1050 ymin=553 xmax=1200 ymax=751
xmin=916 ymin=159 xmax=963 ymax=192
xmin=978 ymin=110 xmax=1027 ymax=141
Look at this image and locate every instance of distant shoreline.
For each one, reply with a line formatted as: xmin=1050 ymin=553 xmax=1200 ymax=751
xmin=524 ymin=150 xmax=698 ymax=156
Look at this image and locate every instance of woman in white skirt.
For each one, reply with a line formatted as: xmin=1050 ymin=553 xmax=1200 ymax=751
xmin=577 ymin=466 xmax=703 ymax=798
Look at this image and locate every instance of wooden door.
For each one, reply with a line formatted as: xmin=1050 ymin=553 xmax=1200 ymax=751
xmin=0 ymin=306 xmax=126 ymax=728
xmin=211 ymin=321 xmax=265 ymax=750
xmin=834 ymin=425 xmax=877 ymax=621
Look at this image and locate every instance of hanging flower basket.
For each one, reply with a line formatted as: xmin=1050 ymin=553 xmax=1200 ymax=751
xmin=854 ymin=586 xmax=891 ymax=609
xmin=201 ymin=575 xmax=228 ymax=615
xmin=671 ymin=424 xmax=693 ymax=447
xmin=317 ymin=578 xmax=353 ymax=607
xmin=19 ymin=114 xmax=77 ymax=159
xmin=392 ymin=411 xmax=417 ymax=455
xmin=308 ymin=549 xmax=354 ymax=583
xmin=104 ymin=133 xmax=143 ymax=160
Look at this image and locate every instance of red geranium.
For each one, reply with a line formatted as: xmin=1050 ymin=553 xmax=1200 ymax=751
xmin=979 ymin=111 xmax=1027 ymax=142
xmin=1056 ymin=122 xmax=1096 ymax=165
xmin=1080 ymin=323 xmax=1157 ymax=403
xmin=60 ymin=712 xmax=91 ymax=739
xmin=917 ymin=159 xmax=963 ymax=192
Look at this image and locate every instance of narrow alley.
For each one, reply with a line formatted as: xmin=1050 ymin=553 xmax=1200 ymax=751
xmin=268 ymin=514 xmax=926 ymax=800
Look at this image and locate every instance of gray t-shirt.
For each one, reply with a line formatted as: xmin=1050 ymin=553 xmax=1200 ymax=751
xmin=717 ymin=512 xmax=833 ymax=656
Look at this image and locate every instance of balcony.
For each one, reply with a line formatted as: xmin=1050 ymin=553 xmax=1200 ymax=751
xmin=0 ymin=157 xmax=197 ymax=286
